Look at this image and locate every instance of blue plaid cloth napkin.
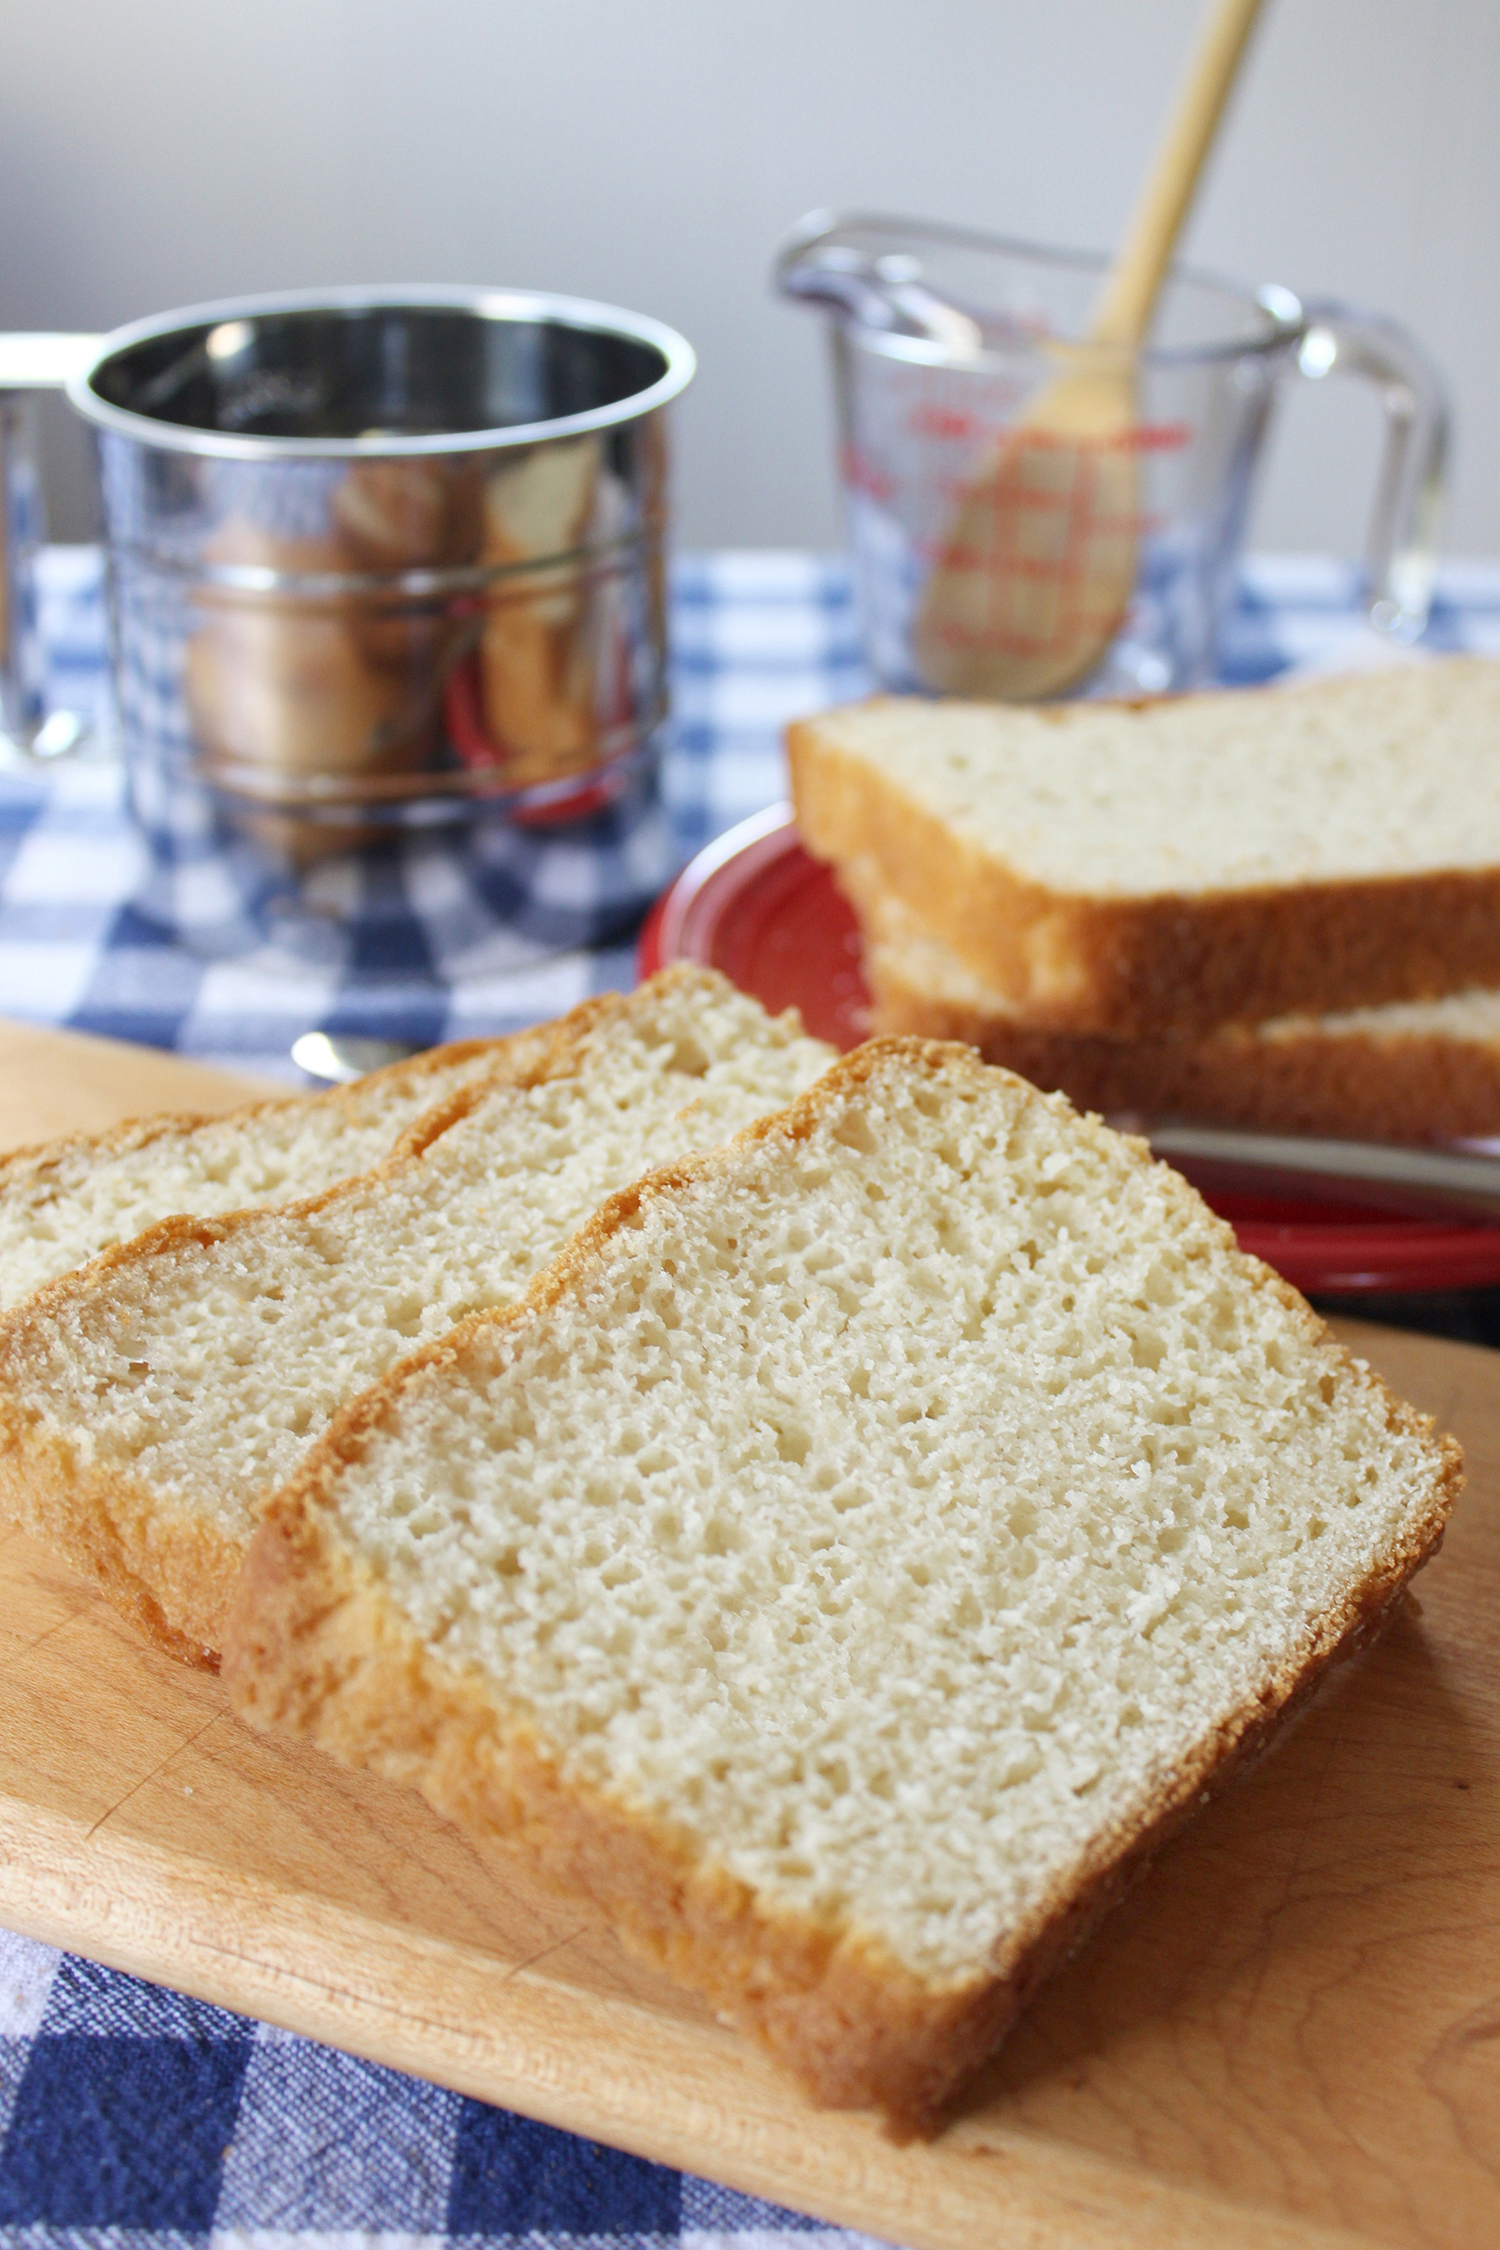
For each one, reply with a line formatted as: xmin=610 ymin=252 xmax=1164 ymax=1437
xmin=3 ymin=546 xmax=1500 ymax=2244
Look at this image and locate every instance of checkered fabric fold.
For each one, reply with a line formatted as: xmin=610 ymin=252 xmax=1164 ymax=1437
xmin=2 ymin=546 xmax=1499 ymax=2242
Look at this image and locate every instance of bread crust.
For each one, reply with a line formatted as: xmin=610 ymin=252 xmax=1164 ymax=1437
xmin=222 ymin=1038 xmax=1463 ymax=2133
xmin=866 ymin=954 xmax=1500 ymax=1143
xmin=0 ymin=1030 xmax=515 ymax=1197
xmin=0 ymin=999 xmax=623 ymax=1663
xmin=0 ymin=970 xmax=788 ymax=1665
xmin=0 ymin=1038 xmax=538 ymax=1668
xmin=788 ymin=699 xmax=1500 ymax=1036
xmin=0 ymin=1376 xmax=243 ymax=1669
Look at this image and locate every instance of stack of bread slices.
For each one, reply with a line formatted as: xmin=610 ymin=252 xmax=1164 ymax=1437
xmin=0 ymin=963 xmax=1464 ymax=2135
xmin=790 ymin=657 xmax=1500 ymax=1142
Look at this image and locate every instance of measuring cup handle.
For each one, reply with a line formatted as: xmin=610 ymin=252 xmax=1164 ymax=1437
xmin=1293 ymin=301 xmax=1450 ymax=641
xmin=0 ymin=333 xmax=101 ymax=763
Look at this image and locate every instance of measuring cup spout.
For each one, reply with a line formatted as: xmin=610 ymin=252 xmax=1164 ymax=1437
xmin=774 ymin=212 xmax=986 ymax=360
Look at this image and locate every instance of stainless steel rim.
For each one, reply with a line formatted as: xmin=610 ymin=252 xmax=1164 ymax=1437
xmin=66 ymin=282 xmax=696 ymax=459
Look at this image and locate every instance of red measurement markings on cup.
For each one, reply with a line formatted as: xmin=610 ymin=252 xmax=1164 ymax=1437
xmin=907 ymin=402 xmax=986 ymax=444
xmin=1120 ymin=420 xmax=1194 ymax=454
xmin=925 ymin=421 xmax=1188 ymax=659
xmin=933 ymin=441 xmax=1137 ymax=657
xmin=840 ymin=444 xmax=896 ymax=503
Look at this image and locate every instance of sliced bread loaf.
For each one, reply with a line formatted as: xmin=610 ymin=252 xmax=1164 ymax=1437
xmin=788 ymin=659 xmax=1500 ymax=1036
xmin=851 ymin=863 xmax=1500 ymax=1142
xmin=0 ymin=968 xmax=833 ymax=1664
xmin=0 ymin=1033 xmax=539 ymax=1315
xmin=221 ymin=1037 xmax=1460 ymax=2133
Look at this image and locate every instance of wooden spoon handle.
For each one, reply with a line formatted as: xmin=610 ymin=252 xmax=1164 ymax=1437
xmin=1089 ymin=0 xmax=1269 ymax=349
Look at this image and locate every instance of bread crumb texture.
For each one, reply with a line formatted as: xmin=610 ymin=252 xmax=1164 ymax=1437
xmin=0 ymin=1042 xmax=507 ymax=1314
xmin=818 ymin=661 xmax=1500 ymax=895
xmin=321 ymin=1044 xmax=1455 ymax=1991
xmin=0 ymin=972 xmax=833 ymax=1575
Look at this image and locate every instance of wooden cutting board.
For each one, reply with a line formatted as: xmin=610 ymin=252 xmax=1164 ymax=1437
xmin=0 ymin=1019 xmax=285 ymax=1147
xmin=1 ymin=1018 xmax=1498 ymax=2250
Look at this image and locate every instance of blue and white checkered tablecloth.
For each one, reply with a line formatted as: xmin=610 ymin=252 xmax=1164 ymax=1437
xmin=4 ymin=546 xmax=1500 ymax=2245
xmin=0 ymin=549 xmax=874 ymax=1074
xmin=7 ymin=546 xmax=1500 ymax=1078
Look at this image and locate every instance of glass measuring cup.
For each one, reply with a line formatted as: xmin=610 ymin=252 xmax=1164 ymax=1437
xmin=776 ymin=212 xmax=1448 ymax=698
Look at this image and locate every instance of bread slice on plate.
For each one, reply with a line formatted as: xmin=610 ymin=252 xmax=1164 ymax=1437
xmin=788 ymin=658 xmax=1500 ymax=1037
xmin=0 ymin=967 xmax=832 ymax=1664
xmin=851 ymin=863 xmax=1500 ymax=1143
xmin=0 ymin=1033 xmax=538 ymax=1316
xmin=222 ymin=1037 xmax=1461 ymax=2135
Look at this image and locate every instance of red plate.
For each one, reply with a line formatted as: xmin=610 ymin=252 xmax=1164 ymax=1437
xmin=640 ymin=808 xmax=1500 ymax=1295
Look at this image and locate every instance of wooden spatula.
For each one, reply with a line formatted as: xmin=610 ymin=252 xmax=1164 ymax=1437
xmin=914 ymin=0 xmax=1268 ymax=702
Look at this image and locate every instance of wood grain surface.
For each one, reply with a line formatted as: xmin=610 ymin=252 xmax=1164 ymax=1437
xmin=0 ymin=1017 xmax=1497 ymax=2250
xmin=0 ymin=1018 xmax=283 ymax=1150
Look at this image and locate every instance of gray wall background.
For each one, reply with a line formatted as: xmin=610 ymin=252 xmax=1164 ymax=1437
xmin=3 ymin=0 xmax=1496 ymax=557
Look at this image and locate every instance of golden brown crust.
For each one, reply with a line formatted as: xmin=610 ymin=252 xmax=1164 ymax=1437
xmin=866 ymin=952 xmax=1500 ymax=1143
xmin=222 ymin=1037 xmax=1463 ymax=2134
xmin=0 ymin=1108 xmax=218 ymax=1194
xmin=0 ymin=1030 xmax=514 ymax=1194
xmin=225 ymin=1484 xmax=1034 ymax=2131
xmin=788 ymin=703 xmax=1500 ymax=1036
xmin=0 ymin=1005 xmax=602 ymax=1661
xmin=0 ymin=1034 xmax=556 ymax=1666
xmin=0 ymin=1407 xmax=240 ymax=1669
xmin=0 ymin=969 xmax=753 ymax=1663
xmin=0 ymin=1207 xmax=321 ymax=1665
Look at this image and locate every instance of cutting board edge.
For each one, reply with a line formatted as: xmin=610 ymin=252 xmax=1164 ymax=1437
xmin=0 ymin=1791 xmax=1375 ymax=2250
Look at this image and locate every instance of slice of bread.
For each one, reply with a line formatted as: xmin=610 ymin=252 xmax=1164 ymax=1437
xmin=221 ymin=1038 xmax=1461 ymax=2134
xmin=0 ymin=1034 xmax=540 ymax=1316
xmin=0 ymin=968 xmax=833 ymax=1664
xmin=788 ymin=659 xmax=1500 ymax=1036
xmin=851 ymin=864 xmax=1500 ymax=1142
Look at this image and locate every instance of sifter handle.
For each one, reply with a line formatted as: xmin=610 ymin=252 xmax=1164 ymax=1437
xmin=0 ymin=333 xmax=102 ymax=761
xmin=0 ymin=334 xmax=101 ymax=391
